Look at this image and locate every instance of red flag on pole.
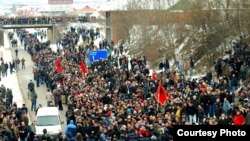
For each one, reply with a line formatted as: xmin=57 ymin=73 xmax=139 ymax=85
xmin=55 ymin=58 xmax=63 ymax=73
xmin=155 ymin=83 xmax=168 ymax=105
xmin=79 ymin=61 xmax=87 ymax=74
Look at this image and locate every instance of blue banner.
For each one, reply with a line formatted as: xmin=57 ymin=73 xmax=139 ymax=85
xmin=88 ymin=50 xmax=108 ymax=64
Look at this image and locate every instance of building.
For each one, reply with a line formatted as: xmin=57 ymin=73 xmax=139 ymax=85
xmin=103 ymin=0 xmax=181 ymax=43
xmin=72 ymin=5 xmax=96 ymax=16
xmin=105 ymin=10 xmax=194 ymax=43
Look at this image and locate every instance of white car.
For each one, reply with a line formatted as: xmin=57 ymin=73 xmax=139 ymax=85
xmin=35 ymin=107 xmax=64 ymax=137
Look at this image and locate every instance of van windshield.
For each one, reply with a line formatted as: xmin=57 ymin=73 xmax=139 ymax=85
xmin=36 ymin=116 xmax=60 ymax=126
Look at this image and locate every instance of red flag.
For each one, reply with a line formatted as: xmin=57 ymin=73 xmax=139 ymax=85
xmin=79 ymin=61 xmax=87 ymax=74
xmin=55 ymin=58 xmax=63 ymax=73
xmin=155 ymin=83 xmax=168 ymax=105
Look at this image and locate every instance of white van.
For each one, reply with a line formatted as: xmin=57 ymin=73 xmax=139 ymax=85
xmin=35 ymin=107 xmax=64 ymax=137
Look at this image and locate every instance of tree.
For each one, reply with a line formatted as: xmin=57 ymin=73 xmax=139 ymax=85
xmin=111 ymin=0 xmax=250 ymax=68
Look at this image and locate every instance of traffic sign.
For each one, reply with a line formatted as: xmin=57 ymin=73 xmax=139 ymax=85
xmin=89 ymin=50 xmax=108 ymax=64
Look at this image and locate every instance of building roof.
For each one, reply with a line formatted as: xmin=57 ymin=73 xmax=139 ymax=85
xmin=82 ymin=5 xmax=96 ymax=13
xmin=73 ymin=5 xmax=96 ymax=13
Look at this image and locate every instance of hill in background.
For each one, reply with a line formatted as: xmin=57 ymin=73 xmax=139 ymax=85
xmin=115 ymin=0 xmax=250 ymax=76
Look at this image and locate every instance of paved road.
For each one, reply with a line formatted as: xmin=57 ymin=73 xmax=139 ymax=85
xmin=4 ymin=30 xmax=67 ymax=133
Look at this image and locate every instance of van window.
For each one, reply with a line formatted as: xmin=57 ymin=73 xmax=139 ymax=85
xmin=37 ymin=116 xmax=60 ymax=126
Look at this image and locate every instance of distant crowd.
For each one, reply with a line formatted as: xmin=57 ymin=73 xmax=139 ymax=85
xmin=0 ymin=16 xmax=88 ymax=25
xmin=0 ymin=24 xmax=249 ymax=141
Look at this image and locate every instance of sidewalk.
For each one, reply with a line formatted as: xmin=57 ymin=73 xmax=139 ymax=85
xmin=5 ymin=30 xmax=66 ymax=131
xmin=0 ymin=35 xmax=24 ymax=108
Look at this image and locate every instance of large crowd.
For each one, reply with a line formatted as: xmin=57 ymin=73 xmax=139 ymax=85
xmin=0 ymin=24 xmax=250 ymax=141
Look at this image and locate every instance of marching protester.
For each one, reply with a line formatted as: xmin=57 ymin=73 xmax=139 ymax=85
xmin=28 ymin=80 xmax=35 ymax=92
xmin=29 ymin=89 xmax=38 ymax=112
xmin=21 ymin=57 xmax=26 ymax=70
xmin=45 ymin=89 xmax=54 ymax=107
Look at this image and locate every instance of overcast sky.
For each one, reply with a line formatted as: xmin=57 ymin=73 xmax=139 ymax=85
xmin=0 ymin=0 xmax=107 ymax=6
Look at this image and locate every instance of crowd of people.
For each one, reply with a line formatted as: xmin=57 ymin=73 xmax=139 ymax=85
xmin=0 ymin=83 xmax=32 ymax=141
xmin=0 ymin=24 xmax=250 ymax=141
xmin=0 ymin=16 xmax=89 ymax=25
xmin=1 ymin=16 xmax=54 ymax=25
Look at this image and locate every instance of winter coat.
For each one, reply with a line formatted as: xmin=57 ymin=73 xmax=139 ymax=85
xmin=30 ymin=91 xmax=37 ymax=101
xmin=28 ymin=81 xmax=34 ymax=91
xmin=187 ymin=105 xmax=197 ymax=116
xmin=65 ymin=120 xmax=77 ymax=138
xmin=53 ymin=89 xmax=61 ymax=104
xmin=19 ymin=125 xmax=29 ymax=139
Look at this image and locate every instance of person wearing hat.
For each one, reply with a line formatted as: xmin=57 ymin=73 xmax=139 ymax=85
xmin=65 ymin=120 xmax=76 ymax=140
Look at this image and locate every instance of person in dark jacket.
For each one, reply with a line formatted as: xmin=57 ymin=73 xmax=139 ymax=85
xmin=208 ymin=92 xmax=216 ymax=118
xmin=187 ymin=102 xmax=197 ymax=125
xmin=6 ymin=88 xmax=13 ymax=107
xmin=100 ymin=94 xmax=112 ymax=104
xmin=189 ymin=57 xmax=194 ymax=76
xmin=215 ymin=60 xmax=222 ymax=78
xmin=28 ymin=80 xmax=34 ymax=92
xmin=41 ymin=129 xmax=52 ymax=141
xmin=21 ymin=104 xmax=28 ymax=115
xmin=65 ymin=109 xmax=76 ymax=125
xmin=197 ymin=105 xmax=205 ymax=124
xmin=53 ymin=87 xmax=63 ymax=110
xmin=86 ymin=122 xmax=100 ymax=141
xmin=218 ymin=113 xmax=230 ymax=125
xmin=19 ymin=122 xmax=29 ymax=141
xmin=245 ymin=107 xmax=250 ymax=125
xmin=164 ymin=59 xmax=170 ymax=70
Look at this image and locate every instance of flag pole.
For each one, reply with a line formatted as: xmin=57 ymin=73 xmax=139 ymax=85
xmin=157 ymin=81 xmax=161 ymax=112
xmin=157 ymin=93 xmax=160 ymax=111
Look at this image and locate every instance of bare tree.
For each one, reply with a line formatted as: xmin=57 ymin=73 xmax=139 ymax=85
xmin=111 ymin=0 xmax=250 ymax=68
